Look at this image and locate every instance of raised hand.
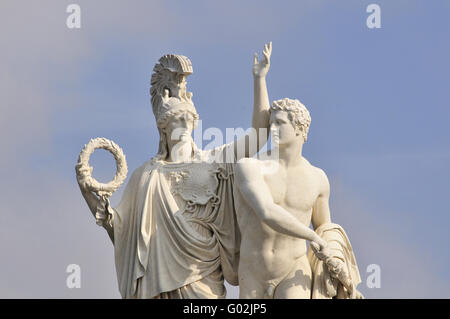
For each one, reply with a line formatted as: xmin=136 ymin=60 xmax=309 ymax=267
xmin=253 ymin=41 xmax=272 ymax=78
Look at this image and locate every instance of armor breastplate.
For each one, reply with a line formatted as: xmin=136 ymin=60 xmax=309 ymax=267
xmin=161 ymin=162 xmax=221 ymax=206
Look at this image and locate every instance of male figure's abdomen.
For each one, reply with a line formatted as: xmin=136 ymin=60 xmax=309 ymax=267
xmin=239 ymin=221 xmax=309 ymax=298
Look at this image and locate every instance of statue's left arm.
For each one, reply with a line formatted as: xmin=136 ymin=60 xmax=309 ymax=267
xmin=309 ymin=169 xmax=363 ymax=299
xmin=312 ymin=169 xmax=332 ymax=230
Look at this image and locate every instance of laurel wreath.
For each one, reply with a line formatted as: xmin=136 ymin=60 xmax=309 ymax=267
xmin=76 ymin=137 xmax=128 ymax=199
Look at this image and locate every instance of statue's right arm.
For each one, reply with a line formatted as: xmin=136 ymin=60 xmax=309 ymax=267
xmin=235 ymin=159 xmax=325 ymax=247
xmin=77 ymin=183 xmax=114 ymax=242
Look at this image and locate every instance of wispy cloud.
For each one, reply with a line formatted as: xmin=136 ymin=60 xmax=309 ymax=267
xmin=331 ymin=177 xmax=450 ymax=298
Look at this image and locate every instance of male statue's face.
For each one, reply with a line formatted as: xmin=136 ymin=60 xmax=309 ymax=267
xmin=270 ymin=110 xmax=300 ymax=146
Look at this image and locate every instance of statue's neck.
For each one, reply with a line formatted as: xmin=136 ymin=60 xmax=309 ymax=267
xmin=166 ymin=138 xmax=195 ymax=163
xmin=278 ymin=139 xmax=304 ymax=167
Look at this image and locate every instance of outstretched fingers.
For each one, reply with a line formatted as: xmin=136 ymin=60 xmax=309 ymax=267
xmin=263 ymin=41 xmax=272 ymax=64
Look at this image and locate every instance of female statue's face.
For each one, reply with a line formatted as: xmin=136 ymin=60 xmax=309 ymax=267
xmin=163 ymin=111 xmax=195 ymax=144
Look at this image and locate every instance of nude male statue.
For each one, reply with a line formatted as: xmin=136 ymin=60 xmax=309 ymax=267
xmin=234 ymin=98 xmax=362 ymax=299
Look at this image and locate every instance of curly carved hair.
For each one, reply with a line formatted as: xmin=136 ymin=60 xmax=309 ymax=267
xmin=270 ymin=98 xmax=311 ymax=142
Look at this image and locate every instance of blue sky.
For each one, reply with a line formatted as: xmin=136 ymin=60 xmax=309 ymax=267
xmin=1 ymin=0 xmax=449 ymax=298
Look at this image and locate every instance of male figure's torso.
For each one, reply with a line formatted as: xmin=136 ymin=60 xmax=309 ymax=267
xmin=236 ymin=156 xmax=324 ymax=298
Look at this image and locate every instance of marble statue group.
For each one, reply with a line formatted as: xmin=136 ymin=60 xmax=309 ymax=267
xmin=76 ymin=42 xmax=363 ymax=299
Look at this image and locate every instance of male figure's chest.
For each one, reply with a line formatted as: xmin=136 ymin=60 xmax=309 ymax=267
xmin=263 ymin=164 xmax=319 ymax=213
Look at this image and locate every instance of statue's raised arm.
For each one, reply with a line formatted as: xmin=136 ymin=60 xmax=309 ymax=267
xmin=213 ymin=42 xmax=272 ymax=163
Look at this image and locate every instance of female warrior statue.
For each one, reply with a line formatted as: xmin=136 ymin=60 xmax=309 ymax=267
xmin=76 ymin=43 xmax=273 ymax=298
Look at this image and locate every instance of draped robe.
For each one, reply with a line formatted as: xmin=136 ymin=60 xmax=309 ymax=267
xmin=110 ymin=146 xmax=240 ymax=299
xmin=307 ymin=223 xmax=362 ymax=299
